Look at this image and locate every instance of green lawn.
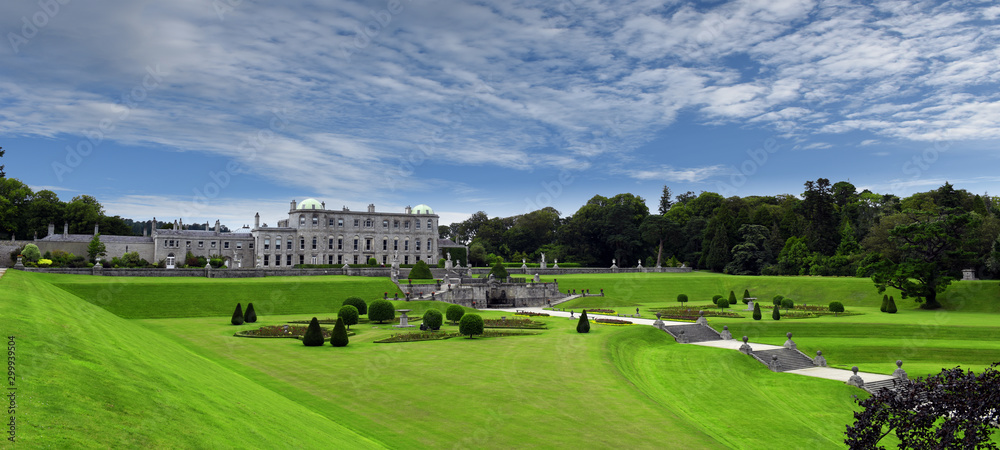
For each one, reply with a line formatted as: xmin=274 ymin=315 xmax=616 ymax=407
xmin=4 ymin=270 xmax=998 ymax=448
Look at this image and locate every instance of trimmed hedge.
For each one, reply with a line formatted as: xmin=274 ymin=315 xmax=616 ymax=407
xmin=459 ymin=314 xmax=484 ymax=338
xmin=446 ymin=304 xmax=465 ymax=324
xmin=408 ymin=260 xmax=433 ymax=279
xmin=423 ymin=309 xmax=443 ymax=330
xmin=330 ymin=317 xmax=349 ymax=347
xmin=577 ymin=310 xmax=590 ymax=333
xmin=302 ymin=317 xmax=325 ymax=346
xmin=231 ymin=303 xmax=244 ymax=325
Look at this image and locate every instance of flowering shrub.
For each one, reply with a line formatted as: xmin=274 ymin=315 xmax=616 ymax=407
xmin=584 ymin=308 xmax=615 ymax=314
xmin=514 ymin=312 xmax=550 ymax=317
xmin=594 ymin=318 xmax=632 ymax=325
xmin=37 ymin=258 xmax=52 ymax=267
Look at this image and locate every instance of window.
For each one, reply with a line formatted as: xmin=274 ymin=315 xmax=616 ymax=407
xmin=198 ymin=241 xmax=204 ymax=248
xmin=286 ymin=255 xmax=292 ymax=266
xmin=404 ymin=255 xmax=409 ymax=264
xmin=365 ymin=239 xmax=372 ymax=251
xmin=264 ymin=238 xmax=270 ymax=250
xmin=275 ymin=256 xmax=281 ymax=267
xmin=275 ymin=236 xmax=281 ymax=250
xmin=312 ymin=237 xmax=317 ymax=250
xmin=328 ymin=238 xmax=334 ymax=250
xmin=337 ymin=238 xmax=343 ymax=250
xmin=353 ymin=239 xmax=359 ymax=251
xmin=337 ymin=255 xmax=343 ymax=265
xmin=312 ymin=215 xmax=318 ymax=226
xmin=299 ymin=255 xmax=304 ymax=265
xmin=249 ymin=243 xmax=253 ymax=249
xmin=299 ymin=216 xmax=306 ymax=226
xmin=382 ymin=255 xmax=387 ymax=265
xmin=300 ymin=238 xmax=305 ymax=250
xmin=383 ymin=220 xmax=389 ymax=228
xmin=416 ymin=255 xmax=421 ymax=262
xmin=263 ymin=255 xmax=269 ymax=266
xmin=382 ymin=239 xmax=387 ymax=251
xmin=353 ymin=219 xmax=360 ymax=227
xmin=224 ymin=241 xmax=230 ymax=249
xmin=427 ymin=219 xmax=432 ymax=229
xmin=404 ymin=239 xmax=409 ymax=251
xmin=338 ymin=218 xmax=344 ymax=227
xmin=328 ymin=255 xmax=334 ymax=264
xmin=393 ymin=220 xmax=399 ymax=228
xmin=364 ymin=219 xmax=373 ymax=228
xmin=393 ymin=239 xmax=398 ymax=251
xmin=186 ymin=240 xmax=192 ymax=248
xmin=211 ymin=241 xmax=217 ymax=248
xmin=287 ymin=238 xmax=292 ymax=249
xmin=353 ymin=255 xmax=359 ymax=264
xmin=427 ymin=239 xmax=432 ymax=251
xmin=329 ymin=219 xmax=335 ymax=226
xmin=236 ymin=242 xmax=242 ymax=249
xmin=416 ymin=220 xmax=420 ymax=229
xmin=404 ymin=221 xmax=410 ymax=230
xmin=416 ymin=240 xmax=421 ymax=251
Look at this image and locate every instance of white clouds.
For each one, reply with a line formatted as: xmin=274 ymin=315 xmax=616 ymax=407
xmin=624 ymin=164 xmax=730 ymax=182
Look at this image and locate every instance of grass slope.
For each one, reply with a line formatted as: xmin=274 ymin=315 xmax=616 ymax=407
xmin=0 ymin=270 xmax=382 ymax=448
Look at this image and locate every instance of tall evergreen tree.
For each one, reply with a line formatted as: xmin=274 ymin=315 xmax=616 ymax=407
xmin=772 ymin=305 xmax=781 ymax=320
xmin=705 ymin=226 xmax=730 ymax=273
xmin=753 ymin=302 xmax=762 ymax=320
xmin=302 ymin=317 xmax=324 ymax=346
xmin=577 ymin=310 xmax=590 ymax=333
xmin=802 ymin=178 xmax=839 ymax=255
xmin=244 ymin=302 xmax=257 ymax=323
xmin=231 ymin=303 xmax=244 ymax=325
xmin=658 ymin=185 xmax=673 ymax=215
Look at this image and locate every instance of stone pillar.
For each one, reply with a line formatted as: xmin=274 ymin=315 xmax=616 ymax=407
xmin=92 ymin=258 xmax=103 ymax=276
xmin=768 ymin=355 xmax=782 ymax=372
xmin=813 ymin=350 xmax=827 ymax=367
xmin=720 ymin=326 xmax=733 ymax=340
xmin=783 ymin=332 xmax=796 ymax=350
xmin=847 ymin=367 xmax=865 ymax=388
xmin=13 ymin=256 xmax=24 ymax=269
xmin=695 ymin=311 xmax=707 ymax=325
xmin=739 ymin=336 xmax=753 ymax=354
xmin=891 ymin=360 xmax=908 ymax=381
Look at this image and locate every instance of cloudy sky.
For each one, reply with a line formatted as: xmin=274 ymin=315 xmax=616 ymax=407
xmin=2 ymin=0 xmax=999 ymax=228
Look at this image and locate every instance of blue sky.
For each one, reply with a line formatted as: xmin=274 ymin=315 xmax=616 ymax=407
xmin=2 ymin=0 xmax=1000 ymax=228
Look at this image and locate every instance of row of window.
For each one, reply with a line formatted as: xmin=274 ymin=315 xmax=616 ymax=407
xmin=261 ymin=254 xmax=434 ymax=267
xmin=162 ymin=239 xmax=252 ymax=250
xmin=298 ymin=215 xmax=435 ymax=231
xmin=261 ymin=236 xmax=434 ymax=253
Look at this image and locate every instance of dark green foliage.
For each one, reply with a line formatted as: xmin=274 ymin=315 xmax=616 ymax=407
xmin=368 ymin=299 xmax=395 ymax=323
xmin=87 ymin=235 xmax=106 ymax=263
xmin=887 ymin=296 xmax=897 ymax=314
xmin=716 ymin=297 xmax=729 ymax=310
xmin=367 ymin=257 xmax=378 ymax=266
xmin=408 ymin=260 xmax=433 ymax=279
xmin=728 ymin=290 xmax=738 ymax=305
xmin=342 ymin=296 xmax=367 ymax=315
xmin=446 ymin=304 xmax=465 ymax=324
xmin=488 ymin=261 xmax=509 ymax=280
xmin=459 ymin=314 xmax=484 ymax=338
xmin=423 ymin=309 xmax=443 ymax=330
xmin=753 ymin=302 xmax=762 ymax=320
xmin=676 ymin=294 xmax=688 ymax=305
xmin=773 ymin=295 xmax=784 ymax=306
xmin=302 ymin=317 xmax=324 ymax=346
xmin=244 ymin=302 xmax=257 ymax=323
xmin=772 ymin=305 xmax=781 ymax=320
xmin=712 ymin=294 xmax=723 ymax=303
xmin=338 ymin=305 xmax=359 ymax=330
xmin=577 ymin=310 xmax=590 ymax=333
xmin=330 ymin=317 xmax=349 ymax=347
xmin=880 ymin=294 xmax=889 ymax=313
xmin=231 ymin=303 xmax=244 ymax=325
xmin=829 ymin=301 xmax=845 ymax=316
xmin=438 ymin=258 xmax=446 ymax=268
xmin=781 ymin=298 xmax=794 ymax=311
xmin=743 ymin=289 xmax=750 ymax=300
xmin=725 ymin=224 xmax=771 ymax=275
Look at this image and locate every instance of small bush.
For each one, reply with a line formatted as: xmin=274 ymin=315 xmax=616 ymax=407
xmin=330 ymin=317 xmax=349 ymax=347
xmin=231 ymin=303 xmax=244 ymax=325
xmin=773 ymin=295 xmax=784 ymax=306
xmin=343 ymin=296 xmax=367 ymax=315
xmin=338 ymin=305 xmax=359 ymax=329
xmin=22 ymin=244 xmax=41 ymax=263
xmin=244 ymin=302 xmax=257 ymax=323
xmin=880 ymin=294 xmax=889 ymax=313
xmin=716 ymin=297 xmax=729 ymax=310
xmin=676 ymin=294 xmax=688 ymax=305
xmin=367 ymin=257 xmax=379 ymax=266
xmin=712 ymin=294 xmax=724 ymax=303
xmin=781 ymin=298 xmax=794 ymax=311
xmin=446 ymin=304 xmax=465 ymax=324
xmin=302 ymin=317 xmax=325 ymax=346
xmin=753 ymin=302 xmax=762 ymax=320
xmin=438 ymin=258 xmax=446 ymax=268
xmin=488 ymin=261 xmax=509 ymax=280
xmin=829 ymin=301 xmax=845 ymax=316
xmin=408 ymin=260 xmax=433 ymax=279
xmin=459 ymin=314 xmax=484 ymax=338
xmin=577 ymin=310 xmax=590 ymax=333
xmin=887 ymin=296 xmax=897 ymax=314
xmin=423 ymin=309 xmax=443 ymax=330
xmin=368 ymin=299 xmax=395 ymax=323
xmin=772 ymin=305 xmax=781 ymax=320
xmin=728 ymin=291 xmax=737 ymax=305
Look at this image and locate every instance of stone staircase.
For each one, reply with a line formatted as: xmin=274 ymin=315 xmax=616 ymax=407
xmin=661 ymin=324 xmax=722 ymax=343
xmin=751 ymin=348 xmax=816 ymax=372
xmin=862 ymin=378 xmax=911 ymax=394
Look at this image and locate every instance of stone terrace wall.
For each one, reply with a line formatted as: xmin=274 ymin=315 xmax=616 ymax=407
xmin=14 ymin=266 xmax=690 ymax=278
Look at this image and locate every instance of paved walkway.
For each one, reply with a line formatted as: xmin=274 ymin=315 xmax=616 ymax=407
xmin=0 ymin=268 xmax=6 ymax=279
xmin=493 ymin=303 xmax=897 ymax=389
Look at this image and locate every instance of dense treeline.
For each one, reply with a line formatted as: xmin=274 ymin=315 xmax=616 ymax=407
xmin=441 ymin=180 xmax=1000 ymax=284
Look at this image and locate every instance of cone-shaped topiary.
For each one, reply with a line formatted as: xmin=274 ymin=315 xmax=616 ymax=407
xmin=887 ymin=296 xmax=897 ymax=314
xmin=880 ymin=294 xmax=888 ymax=313
xmin=338 ymin=305 xmax=359 ymax=330
xmin=728 ymin=290 xmax=738 ymax=305
xmin=343 ymin=296 xmax=367 ymax=315
xmin=753 ymin=302 xmax=762 ymax=320
xmin=330 ymin=317 xmax=349 ymax=347
xmin=408 ymin=260 xmax=433 ymax=279
xmin=302 ymin=317 xmax=324 ymax=346
xmin=459 ymin=314 xmax=484 ymax=338
xmin=772 ymin=305 xmax=781 ymax=320
xmin=368 ymin=299 xmax=395 ymax=323
xmin=423 ymin=309 xmax=443 ymax=330
xmin=231 ymin=303 xmax=244 ymax=325
xmin=244 ymin=302 xmax=257 ymax=323
xmin=742 ymin=289 xmax=751 ymax=304
xmin=577 ymin=310 xmax=590 ymax=333
xmin=446 ymin=304 xmax=465 ymax=324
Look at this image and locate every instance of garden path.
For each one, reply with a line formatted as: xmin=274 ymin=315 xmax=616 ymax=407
xmin=0 ymin=268 xmax=6 ymax=278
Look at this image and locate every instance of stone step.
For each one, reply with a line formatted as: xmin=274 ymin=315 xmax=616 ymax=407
xmin=661 ymin=324 xmax=722 ymax=343
xmin=863 ymin=378 xmax=909 ymax=394
xmin=752 ymin=348 xmax=816 ymax=372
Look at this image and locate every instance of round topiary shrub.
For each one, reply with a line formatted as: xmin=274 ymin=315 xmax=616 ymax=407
xmin=753 ymin=302 xmax=762 ymax=320
xmin=244 ymin=302 xmax=257 ymax=323
xmin=343 ymin=296 xmax=367 ymax=315
xmin=677 ymin=294 xmax=688 ymax=305
xmin=423 ymin=309 xmax=443 ymax=330
xmin=231 ymin=303 xmax=245 ymax=325
xmin=773 ymin=295 xmax=784 ymax=306
xmin=577 ymin=310 xmax=590 ymax=333
xmin=302 ymin=317 xmax=324 ymax=346
xmin=489 ymin=261 xmax=509 ymax=280
xmin=330 ymin=317 xmax=349 ymax=347
xmin=716 ymin=297 xmax=729 ymax=310
xmin=772 ymin=305 xmax=781 ymax=320
xmin=887 ymin=296 xmax=897 ymax=314
xmin=446 ymin=304 xmax=465 ymax=324
xmin=368 ymin=299 xmax=395 ymax=323
xmin=408 ymin=260 xmax=433 ymax=279
xmin=781 ymin=298 xmax=794 ymax=311
xmin=712 ymin=294 xmax=724 ymax=303
xmin=367 ymin=257 xmax=379 ymax=266
xmin=728 ymin=291 xmax=738 ymax=305
xmin=459 ymin=314 xmax=484 ymax=338
xmin=438 ymin=258 xmax=446 ymax=268
xmin=338 ymin=305 xmax=359 ymax=330
xmin=829 ymin=301 xmax=845 ymax=316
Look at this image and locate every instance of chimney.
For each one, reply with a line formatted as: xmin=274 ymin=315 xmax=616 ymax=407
xmin=94 ymin=223 xmax=99 ymax=236
xmin=368 ymin=203 xmax=375 ymax=213
xmin=48 ymin=223 xmax=55 ymax=237
xmin=143 ymin=226 xmax=147 ymax=237
xmin=290 ymin=199 xmax=297 ymax=211
xmin=63 ymin=223 xmax=69 ymax=237
xmin=254 ymin=213 xmax=260 ymax=228
xmin=215 ymin=220 xmax=221 ymax=233
xmin=173 ymin=220 xmax=178 ymax=231
xmin=405 ymin=205 xmax=412 ymax=214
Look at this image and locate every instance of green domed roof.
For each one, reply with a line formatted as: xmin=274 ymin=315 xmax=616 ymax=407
xmin=298 ymin=198 xmax=323 ymax=210
xmin=412 ymin=204 xmax=434 ymax=214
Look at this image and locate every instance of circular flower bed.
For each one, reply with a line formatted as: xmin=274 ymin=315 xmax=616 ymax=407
xmin=235 ymin=325 xmax=355 ymax=339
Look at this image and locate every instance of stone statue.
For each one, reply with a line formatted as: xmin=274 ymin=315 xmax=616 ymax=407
xmin=447 ymin=252 xmax=452 ymax=261
xmin=892 ymin=360 xmax=908 ymax=381
xmin=813 ymin=350 xmax=827 ymax=367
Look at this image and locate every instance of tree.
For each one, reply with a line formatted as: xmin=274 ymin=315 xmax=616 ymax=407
xmin=64 ymin=195 xmax=104 ymax=234
xmin=658 ymin=185 xmax=673 ymax=215
xmin=423 ymin=309 xmax=443 ymax=330
xmin=887 ymin=296 xmax=897 ymax=314
xmin=802 ymin=178 xmax=839 ymax=255
xmin=705 ymin=225 xmax=730 ymax=273
xmin=446 ymin=304 xmax=465 ymax=324
xmin=640 ymin=214 xmax=676 ymax=268
xmin=244 ymin=303 xmax=257 ymax=323
xmin=676 ymin=294 xmax=688 ymax=306
xmin=845 ymin=363 xmax=1000 ymax=449
xmin=781 ymin=298 xmax=794 ymax=312
xmin=772 ymin=305 xmax=781 ymax=320
xmin=577 ymin=310 xmax=590 ymax=333
xmin=468 ymin=242 xmax=487 ymax=266
xmin=87 ymin=234 xmax=106 ymax=263
xmin=742 ymin=289 xmax=751 ymax=303
xmin=829 ymin=301 xmax=844 ymax=316
xmin=21 ymin=244 xmax=40 ymax=263
xmin=777 ymin=236 xmax=811 ymax=275
xmin=713 ymin=294 xmax=724 ymax=303
xmin=728 ymin=291 xmax=737 ymax=305
xmin=302 ymin=317 xmax=325 ymax=346
xmin=409 ymin=260 xmax=433 ymax=279
xmin=338 ymin=305 xmax=359 ymax=330
xmin=231 ymin=303 xmax=244 ymax=325
xmin=726 ymin=224 xmax=771 ymax=275
xmin=880 ymin=294 xmax=889 ymax=313
xmin=459 ymin=314 xmax=484 ymax=338
xmin=753 ymin=302 xmax=762 ymax=320
xmin=343 ymin=297 xmax=367 ymax=315
xmin=773 ymin=295 xmax=784 ymax=306
xmin=330 ymin=317 xmax=349 ymax=347
xmin=488 ymin=261 xmax=509 ymax=280
xmin=368 ymin=300 xmax=395 ymax=323
xmin=716 ymin=297 xmax=729 ymax=310
xmin=0 ymin=146 xmax=5 ymax=178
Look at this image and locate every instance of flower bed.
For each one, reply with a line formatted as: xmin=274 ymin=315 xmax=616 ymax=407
xmin=235 ymin=325 xmax=339 ymax=339
xmin=649 ymin=308 xmax=742 ymax=318
xmin=514 ymin=311 xmax=550 ymax=317
xmin=483 ymin=318 xmax=547 ymax=329
xmin=584 ymin=308 xmax=616 ymax=314
xmin=661 ymin=316 xmax=699 ymax=322
xmin=374 ymin=329 xmax=541 ymax=343
xmin=593 ymin=318 xmax=632 ymax=325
